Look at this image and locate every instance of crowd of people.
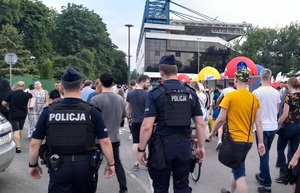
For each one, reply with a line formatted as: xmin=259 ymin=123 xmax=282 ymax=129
xmin=0 ymin=54 xmax=299 ymax=193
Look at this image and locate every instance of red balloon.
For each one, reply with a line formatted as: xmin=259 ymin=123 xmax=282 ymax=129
xmin=177 ymin=74 xmax=190 ymax=83
xmin=224 ymin=56 xmax=258 ymax=78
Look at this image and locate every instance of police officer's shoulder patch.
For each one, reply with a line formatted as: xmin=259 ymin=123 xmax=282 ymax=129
xmin=150 ymin=85 xmax=164 ymax=96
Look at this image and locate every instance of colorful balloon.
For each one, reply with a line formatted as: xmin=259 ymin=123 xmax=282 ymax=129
xmin=198 ymin=66 xmax=220 ymax=81
xmin=192 ymin=76 xmax=199 ymax=81
xmin=224 ymin=56 xmax=258 ymax=78
xmin=177 ymin=74 xmax=190 ymax=83
xmin=255 ymin=64 xmax=264 ymax=75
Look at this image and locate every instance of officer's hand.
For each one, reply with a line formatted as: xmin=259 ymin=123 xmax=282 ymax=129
xmin=195 ymin=147 xmax=205 ymax=162
xmin=103 ymin=165 xmax=115 ymax=179
xmin=138 ymin=152 xmax=147 ymax=166
xmin=29 ymin=165 xmax=43 ymax=179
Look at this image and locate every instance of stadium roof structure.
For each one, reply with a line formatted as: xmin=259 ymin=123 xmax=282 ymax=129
xmin=137 ymin=0 xmax=252 ymax=54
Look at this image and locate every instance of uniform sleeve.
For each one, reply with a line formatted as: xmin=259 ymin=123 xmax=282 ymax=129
xmin=32 ymin=109 xmax=49 ymax=139
xmin=90 ymin=108 xmax=108 ymax=139
xmin=144 ymin=91 xmax=157 ymax=117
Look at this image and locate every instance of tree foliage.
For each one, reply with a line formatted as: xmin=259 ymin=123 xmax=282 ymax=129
xmin=16 ymin=0 xmax=56 ymax=60
xmin=2 ymin=0 xmax=298 ymax=82
xmin=50 ymin=3 xmax=114 ymax=79
xmin=0 ymin=0 xmax=22 ymax=27
xmin=39 ymin=58 xmax=54 ymax=79
xmin=111 ymin=50 xmax=128 ymax=84
xmin=0 ymin=24 xmax=33 ymax=76
xmin=230 ymin=22 xmax=300 ymax=76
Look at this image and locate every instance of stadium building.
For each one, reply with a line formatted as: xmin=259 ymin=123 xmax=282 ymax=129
xmin=136 ymin=0 xmax=251 ymax=80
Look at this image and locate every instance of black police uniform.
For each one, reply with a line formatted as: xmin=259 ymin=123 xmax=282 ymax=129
xmin=32 ymin=68 xmax=108 ymax=193
xmin=144 ymin=79 xmax=202 ymax=193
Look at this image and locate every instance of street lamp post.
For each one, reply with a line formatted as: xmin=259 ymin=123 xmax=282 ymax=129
xmin=125 ymin=24 xmax=134 ymax=85
xmin=197 ymin=37 xmax=201 ymax=73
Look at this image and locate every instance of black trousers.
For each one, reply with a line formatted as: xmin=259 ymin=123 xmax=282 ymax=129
xmin=48 ymin=161 xmax=95 ymax=193
xmin=112 ymin=141 xmax=127 ymax=191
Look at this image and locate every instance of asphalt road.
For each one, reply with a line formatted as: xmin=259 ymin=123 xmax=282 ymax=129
xmin=0 ymin=122 xmax=294 ymax=193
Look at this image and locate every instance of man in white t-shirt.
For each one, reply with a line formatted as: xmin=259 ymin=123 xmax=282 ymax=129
xmin=216 ymin=81 xmax=235 ymax=106
xmin=252 ymin=68 xmax=281 ymax=193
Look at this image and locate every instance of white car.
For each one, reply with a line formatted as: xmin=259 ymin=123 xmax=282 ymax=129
xmin=0 ymin=113 xmax=15 ymax=172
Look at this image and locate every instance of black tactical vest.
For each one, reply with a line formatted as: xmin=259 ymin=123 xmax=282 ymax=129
xmin=157 ymin=85 xmax=192 ymax=127
xmin=46 ymin=102 xmax=96 ymax=155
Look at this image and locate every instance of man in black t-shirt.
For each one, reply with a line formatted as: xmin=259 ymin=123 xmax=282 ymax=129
xmin=2 ymin=81 xmax=32 ymax=153
xmin=126 ymin=74 xmax=150 ymax=171
xmin=49 ymin=82 xmax=61 ymax=103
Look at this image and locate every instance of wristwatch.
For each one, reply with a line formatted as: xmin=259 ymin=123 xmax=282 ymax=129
xmin=29 ymin=162 xmax=38 ymax=168
xmin=137 ymin=147 xmax=145 ymax=152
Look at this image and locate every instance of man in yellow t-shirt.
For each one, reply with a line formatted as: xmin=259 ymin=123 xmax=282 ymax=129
xmin=209 ymin=65 xmax=265 ymax=193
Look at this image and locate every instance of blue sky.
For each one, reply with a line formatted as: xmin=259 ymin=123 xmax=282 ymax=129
xmin=41 ymin=0 xmax=300 ymax=70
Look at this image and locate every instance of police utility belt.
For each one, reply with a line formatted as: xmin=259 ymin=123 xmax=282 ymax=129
xmin=53 ymin=154 xmax=90 ymax=163
xmin=47 ymin=154 xmax=90 ymax=170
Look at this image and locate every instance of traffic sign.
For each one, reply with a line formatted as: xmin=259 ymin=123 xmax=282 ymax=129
xmin=4 ymin=53 xmax=18 ymax=65
xmin=4 ymin=53 xmax=18 ymax=87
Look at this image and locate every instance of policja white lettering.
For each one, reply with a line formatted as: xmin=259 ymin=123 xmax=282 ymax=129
xmin=171 ymin=95 xmax=187 ymax=102
xmin=49 ymin=113 xmax=86 ymax=121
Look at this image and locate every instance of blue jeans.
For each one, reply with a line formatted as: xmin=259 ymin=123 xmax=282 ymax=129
xmin=148 ymin=138 xmax=191 ymax=193
xmin=256 ymin=131 xmax=276 ymax=187
xmin=277 ymin=124 xmax=300 ymax=166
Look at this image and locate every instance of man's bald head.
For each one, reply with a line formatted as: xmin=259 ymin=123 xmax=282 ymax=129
xmin=16 ymin=81 xmax=25 ymax=89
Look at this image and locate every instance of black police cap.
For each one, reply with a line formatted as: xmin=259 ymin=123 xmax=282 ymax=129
xmin=61 ymin=67 xmax=82 ymax=82
xmin=159 ymin=54 xmax=176 ymax=65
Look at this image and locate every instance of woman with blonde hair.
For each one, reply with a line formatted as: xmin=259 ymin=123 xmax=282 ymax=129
xmin=190 ymin=81 xmax=209 ymax=141
xmin=27 ymin=81 xmax=49 ymax=138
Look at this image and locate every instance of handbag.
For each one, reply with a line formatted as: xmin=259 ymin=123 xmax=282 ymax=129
xmin=218 ymin=95 xmax=254 ymax=169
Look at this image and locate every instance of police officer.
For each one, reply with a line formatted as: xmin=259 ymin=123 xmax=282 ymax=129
xmin=138 ymin=55 xmax=206 ymax=193
xmin=29 ymin=67 xmax=115 ymax=193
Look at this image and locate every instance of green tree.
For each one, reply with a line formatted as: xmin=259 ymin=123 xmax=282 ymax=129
xmin=52 ymin=55 xmax=91 ymax=80
xmin=38 ymin=58 xmax=54 ymax=79
xmin=51 ymin=3 xmax=114 ymax=78
xmin=0 ymin=0 xmax=22 ymax=27
xmin=0 ymin=24 xmax=33 ymax=76
xmin=230 ymin=23 xmax=300 ymax=76
xmin=111 ymin=50 xmax=128 ymax=84
xmin=130 ymin=69 xmax=139 ymax=81
xmin=16 ymin=0 xmax=55 ymax=60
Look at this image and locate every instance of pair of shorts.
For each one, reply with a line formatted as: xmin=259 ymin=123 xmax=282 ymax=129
xmin=231 ymin=143 xmax=252 ymax=180
xmin=10 ymin=119 xmax=25 ymax=132
xmin=131 ymin=122 xmax=142 ymax=143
